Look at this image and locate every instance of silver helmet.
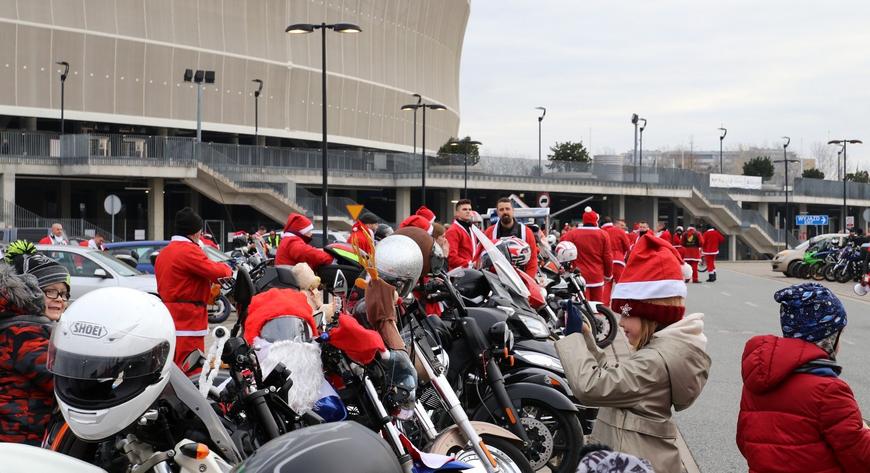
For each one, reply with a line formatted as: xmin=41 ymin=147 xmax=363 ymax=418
xmin=375 ymin=234 xmax=424 ymax=297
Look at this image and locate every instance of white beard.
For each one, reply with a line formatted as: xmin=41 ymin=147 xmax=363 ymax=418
xmin=254 ymin=337 xmax=324 ymax=414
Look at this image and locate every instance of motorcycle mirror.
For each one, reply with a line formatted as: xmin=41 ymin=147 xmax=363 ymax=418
xmin=333 ymin=269 xmax=348 ymax=297
xmin=234 ymin=268 xmax=254 ymax=307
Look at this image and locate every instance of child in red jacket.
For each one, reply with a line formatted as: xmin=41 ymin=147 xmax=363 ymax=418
xmin=738 ymin=283 xmax=870 ymax=472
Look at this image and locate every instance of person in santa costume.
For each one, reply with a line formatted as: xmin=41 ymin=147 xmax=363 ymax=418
xmin=555 ymin=232 xmax=711 ymax=472
xmin=399 ymin=214 xmax=433 ymax=234
xmin=347 ymin=212 xmax=379 ymax=256
xmin=681 ymin=225 xmax=704 ymax=283
xmin=560 ymin=207 xmax=612 ymax=304
xmin=701 ymin=224 xmax=725 ymax=282
xmin=415 ymin=205 xmax=437 ymax=224
xmin=445 ymin=199 xmax=477 ymax=270
xmin=484 ymin=197 xmax=538 ymax=278
xmin=671 ymin=226 xmax=685 ymax=260
xmin=155 ymin=207 xmax=232 ymax=367
xmin=655 ymin=221 xmax=671 ymax=243
xmin=601 ymin=216 xmax=630 ymax=303
xmin=275 ymin=213 xmax=333 ymax=270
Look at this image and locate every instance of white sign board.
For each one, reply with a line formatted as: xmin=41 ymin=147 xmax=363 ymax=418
xmin=134 ymin=229 xmax=146 ymax=240
xmin=103 ymin=194 xmax=122 ymax=215
xmin=538 ymin=193 xmax=550 ymax=208
xmin=847 ymin=216 xmax=855 ymax=229
xmin=709 ymin=173 xmax=762 ymax=190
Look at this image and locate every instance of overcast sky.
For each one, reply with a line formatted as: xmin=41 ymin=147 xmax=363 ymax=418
xmin=457 ymin=1 xmax=870 ymax=169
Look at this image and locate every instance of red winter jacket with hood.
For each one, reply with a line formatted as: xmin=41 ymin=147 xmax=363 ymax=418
xmin=276 ymin=214 xmax=333 ymax=269
xmin=737 ymin=335 xmax=870 ymax=472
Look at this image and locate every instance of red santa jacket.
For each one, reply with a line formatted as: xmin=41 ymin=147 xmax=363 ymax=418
xmin=445 ymin=219 xmax=477 ymax=270
xmin=483 ymin=221 xmax=538 ymax=278
xmin=347 ymin=221 xmax=375 ymax=256
xmin=671 ymin=232 xmax=684 ymax=248
xmin=275 ymin=234 xmax=334 ymax=269
xmin=681 ymin=228 xmax=704 ymax=261
xmin=657 ymin=229 xmax=672 ymax=243
xmin=560 ymin=225 xmax=613 ymax=287
xmin=155 ymin=236 xmax=231 ymax=335
xmin=702 ymin=228 xmax=726 ymax=255
xmin=738 ymin=335 xmax=870 ymax=472
xmin=601 ymin=223 xmax=630 ymax=267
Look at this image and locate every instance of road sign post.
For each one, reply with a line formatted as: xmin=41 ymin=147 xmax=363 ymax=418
xmin=103 ymin=194 xmax=122 ymax=242
xmin=795 ymin=214 xmax=828 ymax=226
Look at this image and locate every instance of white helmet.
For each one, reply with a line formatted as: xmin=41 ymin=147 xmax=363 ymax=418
xmin=375 ymin=234 xmax=424 ymax=298
xmin=555 ymin=241 xmax=578 ymax=263
xmin=546 ymin=234 xmax=557 ymax=247
xmin=48 ymin=287 xmax=175 ymax=441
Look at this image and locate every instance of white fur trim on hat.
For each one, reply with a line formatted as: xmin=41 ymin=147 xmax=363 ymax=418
xmin=682 ymin=262 xmax=693 ymax=280
xmin=611 ymin=279 xmax=687 ymax=300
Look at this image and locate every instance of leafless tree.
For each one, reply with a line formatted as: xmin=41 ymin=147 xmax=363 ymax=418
xmin=810 ymin=141 xmax=837 ymax=179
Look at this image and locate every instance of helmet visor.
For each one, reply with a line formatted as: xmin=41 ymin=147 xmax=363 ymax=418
xmin=48 ymin=339 xmax=171 ymax=381
xmin=260 ymin=316 xmax=313 ymax=343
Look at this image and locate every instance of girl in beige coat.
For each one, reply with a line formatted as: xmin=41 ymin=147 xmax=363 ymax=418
xmin=556 ymin=233 xmax=712 ymax=472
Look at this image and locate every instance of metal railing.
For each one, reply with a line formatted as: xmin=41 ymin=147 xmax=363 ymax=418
xmin=1 ymin=201 xmax=120 ymax=241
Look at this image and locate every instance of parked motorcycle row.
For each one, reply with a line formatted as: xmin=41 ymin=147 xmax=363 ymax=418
xmin=784 ymin=239 xmax=869 ymax=284
xmin=38 ymin=227 xmax=620 ymax=473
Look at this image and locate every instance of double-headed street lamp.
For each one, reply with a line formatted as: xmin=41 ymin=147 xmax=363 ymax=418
xmin=252 ymin=79 xmax=263 ymax=143
xmin=828 ymin=139 xmax=863 ymax=232
xmin=718 ymin=127 xmax=727 ymax=173
xmin=449 ymin=138 xmax=482 ymax=198
xmin=286 ymin=22 xmax=361 ymax=239
xmin=536 ymin=107 xmax=546 ymax=176
xmin=775 ymin=136 xmax=799 ymax=248
xmin=401 ymin=101 xmax=446 ymax=206
xmin=56 ymin=61 xmax=69 ymax=134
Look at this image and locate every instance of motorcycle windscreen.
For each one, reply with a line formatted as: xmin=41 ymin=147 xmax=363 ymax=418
xmin=260 ymin=316 xmax=314 ymax=343
xmin=471 ymin=225 xmax=530 ymax=298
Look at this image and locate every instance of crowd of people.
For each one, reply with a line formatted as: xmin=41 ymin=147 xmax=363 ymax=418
xmin=2 ymin=200 xmax=870 ymax=472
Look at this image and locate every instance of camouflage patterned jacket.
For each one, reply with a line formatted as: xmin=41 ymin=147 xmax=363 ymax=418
xmin=0 ymin=263 xmax=54 ymax=446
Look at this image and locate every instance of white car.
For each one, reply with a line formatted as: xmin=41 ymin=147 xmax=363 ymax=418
xmin=770 ymin=233 xmax=848 ymax=276
xmin=36 ymin=244 xmax=158 ymax=302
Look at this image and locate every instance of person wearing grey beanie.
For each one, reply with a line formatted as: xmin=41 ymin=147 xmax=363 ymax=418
xmin=20 ymin=254 xmax=70 ymax=321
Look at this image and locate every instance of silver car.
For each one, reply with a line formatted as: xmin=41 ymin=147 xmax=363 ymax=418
xmin=36 ymin=244 xmax=158 ymax=302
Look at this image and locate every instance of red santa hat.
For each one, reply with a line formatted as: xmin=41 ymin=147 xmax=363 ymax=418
xmin=611 ymin=233 xmax=687 ymax=325
xmin=582 ymin=207 xmax=599 ymax=226
xmin=415 ymin=205 xmax=436 ymax=223
xmin=283 ymin=213 xmax=314 ymax=235
xmin=244 ymin=288 xmax=319 ymax=345
xmin=399 ymin=215 xmax=433 ymax=234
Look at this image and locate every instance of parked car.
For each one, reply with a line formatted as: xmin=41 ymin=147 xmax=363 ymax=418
xmin=35 ymin=244 xmax=158 ymax=302
xmin=105 ymin=240 xmax=233 ymax=273
xmin=771 ymin=233 xmax=848 ymax=276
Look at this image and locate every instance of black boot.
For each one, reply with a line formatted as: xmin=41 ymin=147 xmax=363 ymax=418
xmin=707 ymin=272 xmax=717 ymax=282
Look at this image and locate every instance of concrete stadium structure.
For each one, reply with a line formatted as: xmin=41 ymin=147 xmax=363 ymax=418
xmin=0 ymin=0 xmax=466 ymax=151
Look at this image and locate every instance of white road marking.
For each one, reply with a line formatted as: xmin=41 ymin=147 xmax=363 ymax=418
xmin=721 ymin=291 xmax=732 ymax=296
xmin=744 ymin=301 xmax=759 ymax=307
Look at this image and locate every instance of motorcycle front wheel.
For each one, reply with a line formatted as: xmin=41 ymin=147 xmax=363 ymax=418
xmin=836 ymin=267 xmax=853 ymax=284
xmin=587 ymin=304 xmax=618 ymax=349
xmin=517 ymin=400 xmax=583 ymax=473
xmin=452 ymin=434 xmax=534 ymax=473
xmin=208 ymin=294 xmax=233 ymax=324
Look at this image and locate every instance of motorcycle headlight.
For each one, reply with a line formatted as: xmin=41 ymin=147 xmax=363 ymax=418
xmin=517 ymin=313 xmax=550 ymax=339
xmin=514 ymin=350 xmax=564 ymax=373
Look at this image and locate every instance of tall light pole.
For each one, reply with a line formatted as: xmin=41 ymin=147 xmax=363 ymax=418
xmin=775 ymin=137 xmax=798 ymax=247
xmin=56 ymin=61 xmax=69 ymax=135
xmin=718 ymin=127 xmax=727 ymax=173
xmin=410 ymin=93 xmax=422 ymax=158
xmin=536 ymin=107 xmax=546 ymax=176
xmin=287 ymin=22 xmax=361 ymax=240
xmin=402 ymin=101 xmax=446 ymax=206
xmin=631 ymin=114 xmax=639 ymax=182
xmin=183 ymin=69 xmax=216 ymax=142
xmin=252 ymin=79 xmax=263 ymax=144
xmin=450 ymin=137 xmax=482 ymax=199
xmin=638 ymin=117 xmax=647 ymax=180
xmin=829 ymin=139 xmax=863 ymax=232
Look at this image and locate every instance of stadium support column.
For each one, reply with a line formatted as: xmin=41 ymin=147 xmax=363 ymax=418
xmin=0 ymin=172 xmax=14 ymax=228
xmin=148 ymin=178 xmax=164 ymax=240
xmin=729 ymin=234 xmax=737 ymax=261
xmin=396 ymin=187 xmax=411 ymax=223
xmin=651 ymin=197 xmax=659 ymax=225
xmin=616 ymin=195 xmax=625 ymax=219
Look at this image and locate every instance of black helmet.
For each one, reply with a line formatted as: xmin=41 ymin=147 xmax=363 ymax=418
xmin=232 ymin=421 xmax=403 ymax=473
xmin=374 ymin=223 xmax=394 ymax=241
xmin=371 ymin=349 xmax=417 ymax=416
xmin=255 ymin=265 xmax=301 ymax=293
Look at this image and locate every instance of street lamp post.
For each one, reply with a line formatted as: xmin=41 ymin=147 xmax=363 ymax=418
xmin=536 ymin=107 xmax=546 ymax=176
xmin=631 ymin=114 xmax=639 ymax=182
xmin=401 ymin=101 xmax=446 ymax=206
xmin=56 ymin=61 xmax=69 ymax=134
xmin=410 ymin=93 xmax=422 ymax=158
xmin=775 ymin=137 xmax=798 ymax=248
xmin=450 ymin=138 xmax=482 ymax=198
xmin=252 ymin=79 xmax=263 ymax=144
xmin=828 ymin=139 xmax=863 ymax=232
xmin=638 ymin=118 xmax=647 ymax=181
xmin=287 ymin=22 xmax=361 ymax=240
xmin=183 ymin=69 xmax=216 ymax=143
xmin=718 ymin=127 xmax=727 ymax=173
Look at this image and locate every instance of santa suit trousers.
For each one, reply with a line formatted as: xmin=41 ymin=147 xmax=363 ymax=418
xmin=704 ymin=254 xmax=717 ymax=274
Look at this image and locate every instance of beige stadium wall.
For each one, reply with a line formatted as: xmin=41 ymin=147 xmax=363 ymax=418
xmin=0 ymin=0 xmax=468 ymax=153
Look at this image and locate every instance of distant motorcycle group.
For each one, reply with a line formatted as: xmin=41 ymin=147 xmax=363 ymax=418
xmin=40 ymin=224 xmax=619 ymax=473
xmin=785 ymin=238 xmax=868 ymax=283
